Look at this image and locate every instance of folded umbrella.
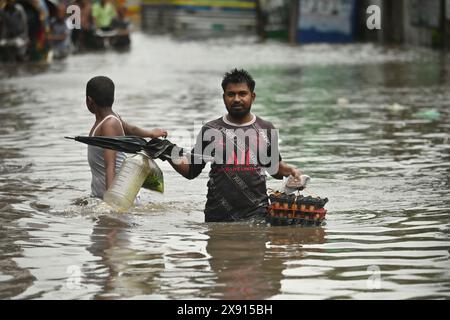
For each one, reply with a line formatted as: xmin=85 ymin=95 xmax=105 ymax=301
xmin=65 ymin=136 xmax=213 ymax=162
xmin=65 ymin=136 xmax=148 ymax=154
xmin=144 ymin=138 xmax=183 ymax=161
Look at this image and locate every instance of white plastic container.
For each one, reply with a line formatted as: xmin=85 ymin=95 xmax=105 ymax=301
xmin=104 ymin=152 xmax=151 ymax=211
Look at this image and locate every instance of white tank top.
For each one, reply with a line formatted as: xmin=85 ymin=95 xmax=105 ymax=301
xmin=87 ymin=115 xmax=126 ymax=199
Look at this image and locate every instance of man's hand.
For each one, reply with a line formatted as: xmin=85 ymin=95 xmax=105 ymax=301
xmin=121 ymin=119 xmax=168 ymax=139
xmin=288 ymin=167 xmax=307 ymax=190
xmin=272 ymin=161 xmax=303 ymax=180
xmin=290 ymin=167 xmax=302 ymax=181
xmin=150 ymin=128 xmax=168 ymax=139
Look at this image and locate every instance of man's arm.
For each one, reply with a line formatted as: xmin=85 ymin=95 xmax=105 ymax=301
xmin=167 ymin=153 xmax=206 ymax=180
xmin=271 ymin=160 xmax=302 ymax=180
xmin=121 ymin=119 xmax=167 ymax=138
xmin=104 ymin=148 xmax=117 ymax=190
xmin=101 ymin=119 xmax=125 ymax=190
xmin=166 ymin=126 xmax=207 ymax=180
xmin=167 ymin=157 xmax=192 ymax=179
xmin=266 ymin=123 xmax=302 ymax=180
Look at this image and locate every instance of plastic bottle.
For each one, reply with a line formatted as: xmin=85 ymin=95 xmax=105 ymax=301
xmin=104 ymin=151 xmax=151 ymax=211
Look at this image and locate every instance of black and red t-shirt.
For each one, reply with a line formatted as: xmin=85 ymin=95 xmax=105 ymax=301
xmin=187 ymin=114 xmax=282 ymax=222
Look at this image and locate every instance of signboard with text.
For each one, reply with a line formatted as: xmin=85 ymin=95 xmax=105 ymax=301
xmin=298 ymin=0 xmax=356 ymax=43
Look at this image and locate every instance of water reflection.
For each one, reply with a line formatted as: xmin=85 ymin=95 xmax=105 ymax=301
xmin=205 ymin=223 xmax=326 ymax=300
xmin=85 ymin=214 xmax=165 ymax=299
xmin=0 ymin=203 xmax=35 ymax=299
xmin=82 ymin=215 xmax=327 ymax=300
xmin=0 ymin=88 xmax=43 ymax=298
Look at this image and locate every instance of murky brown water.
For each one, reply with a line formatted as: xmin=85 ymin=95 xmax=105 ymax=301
xmin=0 ymin=33 xmax=449 ymax=299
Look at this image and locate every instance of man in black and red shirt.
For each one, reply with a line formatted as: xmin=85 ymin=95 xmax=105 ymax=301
xmin=169 ymin=69 xmax=302 ymax=222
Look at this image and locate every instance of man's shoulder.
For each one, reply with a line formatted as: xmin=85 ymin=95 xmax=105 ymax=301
xmin=100 ymin=116 xmax=123 ymax=135
xmin=202 ymin=117 xmax=225 ymax=130
xmin=255 ymin=115 xmax=276 ymax=129
xmin=201 ymin=116 xmax=277 ymax=130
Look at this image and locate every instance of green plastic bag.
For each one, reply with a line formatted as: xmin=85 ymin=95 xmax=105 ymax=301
xmin=142 ymin=158 xmax=164 ymax=193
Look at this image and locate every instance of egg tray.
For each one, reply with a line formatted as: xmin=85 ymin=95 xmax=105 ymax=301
xmin=267 ymin=191 xmax=329 ymax=226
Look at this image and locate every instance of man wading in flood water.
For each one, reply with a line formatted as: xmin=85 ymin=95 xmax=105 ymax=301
xmin=164 ymin=69 xmax=303 ymax=222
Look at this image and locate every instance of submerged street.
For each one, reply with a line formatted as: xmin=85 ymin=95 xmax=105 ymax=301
xmin=0 ymin=33 xmax=449 ymax=299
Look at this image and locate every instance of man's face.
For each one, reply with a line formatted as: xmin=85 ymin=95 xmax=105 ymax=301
xmin=223 ymin=83 xmax=255 ymax=119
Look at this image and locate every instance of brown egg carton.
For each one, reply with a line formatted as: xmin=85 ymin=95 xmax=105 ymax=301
xmin=267 ymin=191 xmax=328 ymax=226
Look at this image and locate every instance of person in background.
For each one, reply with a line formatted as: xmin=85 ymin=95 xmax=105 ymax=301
xmin=26 ymin=0 xmax=50 ymax=61
xmin=0 ymin=0 xmax=28 ymax=62
xmin=48 ymin=2 xmax=71 ymax=59
xmin=91 ymin=0 xmax=116 ymax=31
xmin=71 ymin=0 xmax=93 ymax=51
xmin=110 ymin=5 xmax=130 ymax=49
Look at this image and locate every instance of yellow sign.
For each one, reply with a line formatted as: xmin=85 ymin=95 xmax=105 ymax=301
xmin=141 ymin=0 xmax=256 ymax=9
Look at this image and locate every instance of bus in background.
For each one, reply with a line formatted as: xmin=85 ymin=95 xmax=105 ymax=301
xmin=140 ymin=0 xmax=257 ymax=38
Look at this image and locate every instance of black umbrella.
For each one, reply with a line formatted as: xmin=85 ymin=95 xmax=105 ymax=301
xmin=65 ymin=136 xmax=148 ymax=154
xmin=144 ymin=138 xmax=182 ymax=161
xmin=65 ymin=136 xmax=212 ymax=162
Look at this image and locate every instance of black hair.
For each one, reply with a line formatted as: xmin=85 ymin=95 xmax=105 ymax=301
xmin=221 ymin=68 xmax=255 ymax=92
xmin=86 ymin=76 xmax=115 ymax=108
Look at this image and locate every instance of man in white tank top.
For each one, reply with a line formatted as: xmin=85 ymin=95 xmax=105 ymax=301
xmin=86 ymin=76 xmax=168 ymax=199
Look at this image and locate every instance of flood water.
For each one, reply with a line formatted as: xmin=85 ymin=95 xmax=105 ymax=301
xmin=0 ymin=33 xmax=449 ymax=300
